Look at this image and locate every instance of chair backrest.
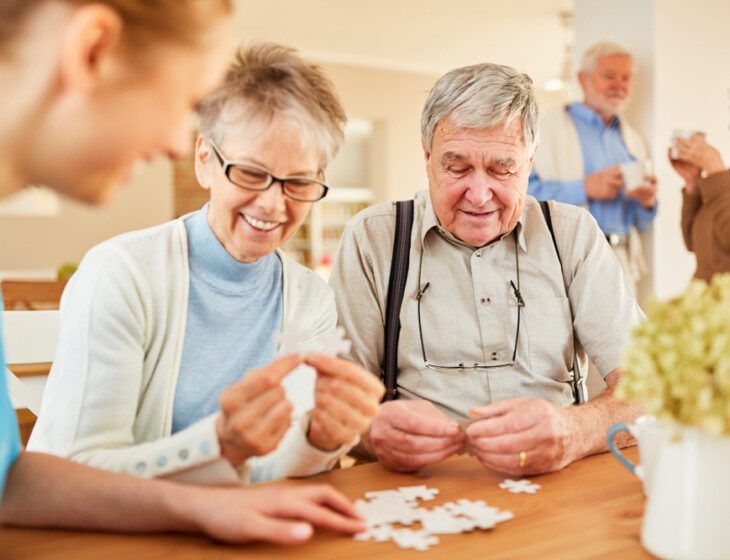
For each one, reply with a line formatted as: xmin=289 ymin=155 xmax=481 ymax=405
xmin=1 ymin=279 xmax=68 ymax=310
xmin=4 ymin=310 xmax=60 ymax=416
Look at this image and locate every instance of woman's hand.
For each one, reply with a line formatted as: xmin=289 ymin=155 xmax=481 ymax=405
xmin=669 ymin=146 xmax=702 ymax=193
xmin=216 ymin=354 xmax=301 ymax=466
xmin=183 ymin=483 xmax=365 ymax=544
xmin=671 ymin=135 xmax=726 ymax=194
xmin=304 ymin=354 xmax=385 ymax=452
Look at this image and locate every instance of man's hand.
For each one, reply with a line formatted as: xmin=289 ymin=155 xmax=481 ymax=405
xmin=304 ymin=354 xmax=385 ymax=451
xmin=184 ymin=483 xmax=366 ymax=544
xmin=465 ymin=397 xmax=577 ymax=475
xmin=585 ymin=165 xmax=623 ymax=200
xmin=367 ymin=400 xmax=465 ymax=472
xmin=625 ymin=175 xmax=657 ymax=209
xmin=216 ymin=354 xmax=301 ymax=466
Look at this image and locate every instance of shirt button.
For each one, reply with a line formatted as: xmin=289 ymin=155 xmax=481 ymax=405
xmin=480 ymin=297 xmax=491 ymax=305
xmin=134 ymin=461 xmax=146 ymax=474
xmin=156 ymin=455 xmax=167 ymax=468
xmin=178 ymin=449 xmax=189 ymax=461
xmin=200 ymin=441 xmax=211 ymax=455
xmin=475 ymin=250 xmax=482 ymax=257
xmin=490 ymin=352 xmax=498 ymax=361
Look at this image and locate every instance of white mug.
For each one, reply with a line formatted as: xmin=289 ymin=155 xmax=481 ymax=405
xmin=670 ymin=129 xmax=705 ymax=159
xmin=619 ymin=160 xmax=648 ymax=192
xmin=607 ymin=414 xmax=665 ymax=496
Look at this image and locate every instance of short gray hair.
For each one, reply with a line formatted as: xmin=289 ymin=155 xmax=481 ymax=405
xmin=580 ymin=41 xmax=633 ymax=73
xmin=197 ymin=43 xmax=346 ymax=169
xmin=421 ymin=62 xmax=539 ymax=153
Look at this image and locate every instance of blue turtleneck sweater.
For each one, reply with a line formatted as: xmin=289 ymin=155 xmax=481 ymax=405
xmin=172 ymin=205 xmax=283 ymax=434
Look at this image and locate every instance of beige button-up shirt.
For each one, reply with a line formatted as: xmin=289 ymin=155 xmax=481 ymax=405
xmin=330 ymin=190 xmax=642 ymax=419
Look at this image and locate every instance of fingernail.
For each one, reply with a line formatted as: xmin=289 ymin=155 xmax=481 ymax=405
xmin=289 ymin=523 xmax=313 ymax=540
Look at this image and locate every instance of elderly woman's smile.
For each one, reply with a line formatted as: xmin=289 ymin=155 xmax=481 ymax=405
xmin=241 ymin=214 xmax=282 ymax=231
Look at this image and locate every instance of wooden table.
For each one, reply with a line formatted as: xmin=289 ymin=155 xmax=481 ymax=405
xmin=0 ymin=448 xmax=653 ymax=559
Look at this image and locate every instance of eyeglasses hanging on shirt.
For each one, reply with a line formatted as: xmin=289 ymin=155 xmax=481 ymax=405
xmin=416 ymin=229 xmax=525 ymax=370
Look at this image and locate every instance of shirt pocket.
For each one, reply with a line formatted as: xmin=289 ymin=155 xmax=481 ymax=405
xmin=521 ymin=295 xmax=574 ymax=382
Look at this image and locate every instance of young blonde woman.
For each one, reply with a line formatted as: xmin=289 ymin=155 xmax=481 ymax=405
xmin=0 ymin=0 xmax=365 ymax=544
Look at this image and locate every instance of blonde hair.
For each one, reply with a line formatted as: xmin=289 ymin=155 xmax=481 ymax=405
xmin=0 ymin=0 xmax=232 ymax=50
xmin=198 ymin=43 xmax=347 ymax=168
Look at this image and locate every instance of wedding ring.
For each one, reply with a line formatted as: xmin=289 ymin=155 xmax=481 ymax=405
xmin=518 ymin=450 xmax=527 ymax=468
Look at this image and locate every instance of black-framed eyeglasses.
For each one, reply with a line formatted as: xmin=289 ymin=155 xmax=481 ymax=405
xmin=207 ymin=140 xmax=329 ymax=202
xmin=416 ymin=230 xmax=525 ymax=370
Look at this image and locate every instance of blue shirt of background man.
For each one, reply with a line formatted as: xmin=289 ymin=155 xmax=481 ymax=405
xmin=172 ymin=205 xmax=283 ymax=434
xmin=0 ymin=298 xmax=22 ymax=501
xmin=528 ymin=102 xmax=657 ymax=235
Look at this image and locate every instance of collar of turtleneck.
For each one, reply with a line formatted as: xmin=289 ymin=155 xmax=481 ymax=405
xmin=184 ymin=204 xmax=278 ymax=295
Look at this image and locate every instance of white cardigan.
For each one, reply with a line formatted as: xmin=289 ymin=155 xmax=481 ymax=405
xmin=28 ymin=217 xmax=350 ymax=484
xmin=533 ymin=104 xmax=648 ymax=182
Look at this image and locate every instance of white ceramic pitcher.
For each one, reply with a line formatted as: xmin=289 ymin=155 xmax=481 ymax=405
xmin=641 ymin=426 xmax=730 ymax=560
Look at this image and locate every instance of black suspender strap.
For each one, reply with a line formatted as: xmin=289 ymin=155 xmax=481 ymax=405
xmin=538 ymin=200 xmax=587 ymax=405
xmin=382 ymin=200 xmax=414 ymax=401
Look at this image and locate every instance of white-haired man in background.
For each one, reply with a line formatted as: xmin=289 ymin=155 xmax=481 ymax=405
xmin=528 ymin=41 xmax=658 ymax=292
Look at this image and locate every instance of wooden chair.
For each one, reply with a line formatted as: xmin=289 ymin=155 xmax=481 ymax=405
xmin=1 ymin=279 xmax=68 ymax=310
xmin=4 ymin=310 xmax=60 ymax=445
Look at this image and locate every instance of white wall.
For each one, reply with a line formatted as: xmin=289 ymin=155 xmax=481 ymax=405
xmin=652 ymin=1 xmax=730 ymax=297
xmin=575 ymin=0 xmax=730 ymax=299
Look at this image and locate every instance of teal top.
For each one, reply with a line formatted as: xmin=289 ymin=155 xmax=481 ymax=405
xmin=0 ymin=297 xmax=22 ymax=501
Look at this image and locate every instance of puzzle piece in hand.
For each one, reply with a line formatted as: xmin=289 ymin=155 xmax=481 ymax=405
xmin=390 ymin=529 xmax=439 ymax=551
xmin=317 ymin=326 xmax=352 ymax=357
xmin=456 ymin=416 xmax=493 ymax=455
xmin=275 ymin=323 xmax=351 ymax=358
xmin=499 ymin=478 xmax=541 ymax=494
xmin=274 ymin=323 xmax=310 ymax=357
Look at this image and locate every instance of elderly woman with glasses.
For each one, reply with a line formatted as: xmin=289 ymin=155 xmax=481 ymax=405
xmin=28 ymin=43 xmax=384 ymax=485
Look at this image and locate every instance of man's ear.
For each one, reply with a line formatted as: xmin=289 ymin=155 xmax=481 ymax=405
xmin=194 ymin=135 xmax=213 ymax=190
xmin=577 ymin=70 xmax=589 ymax=92
xmin=58 ymin=4 xmax=123 ymax=94
xmin=529 ymin=143 xmax=538 ymax=167
xmin=423 ymin=142 xmax=432 ymax=166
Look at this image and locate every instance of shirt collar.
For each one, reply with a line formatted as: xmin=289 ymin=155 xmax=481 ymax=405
xmin=420 ymin=190 xmax=528 ymax=253
xmin=568 ymin=101 xmax=621 ymax=130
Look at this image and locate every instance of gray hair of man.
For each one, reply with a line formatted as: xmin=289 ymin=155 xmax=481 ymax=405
xmin=197 ymin=43 xmax=346 ymax=170
xmin=580 ymin=41 xmax=633 ymax=74
xmin=421 ymin=62 xmax=539 ymax=156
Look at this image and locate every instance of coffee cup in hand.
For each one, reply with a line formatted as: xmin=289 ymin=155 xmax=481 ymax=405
xmin=619 ymin=160 xmax=649 ymax=192
xmin=670 ymin=129 xmax=705 ymax=159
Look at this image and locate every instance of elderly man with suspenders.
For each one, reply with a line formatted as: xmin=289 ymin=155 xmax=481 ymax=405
xmin=330 ymin=61 xmax=643 ymax=476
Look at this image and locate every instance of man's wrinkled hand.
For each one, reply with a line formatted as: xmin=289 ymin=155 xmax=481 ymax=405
xmin=367 ymin=400 xmax=465 ymax=472
xmin=465 ymin=397 xmax=576 ymax=475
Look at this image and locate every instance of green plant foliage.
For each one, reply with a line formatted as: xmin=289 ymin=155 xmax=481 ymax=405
xmin=617 ymin=274 xmax=730 ymax=435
